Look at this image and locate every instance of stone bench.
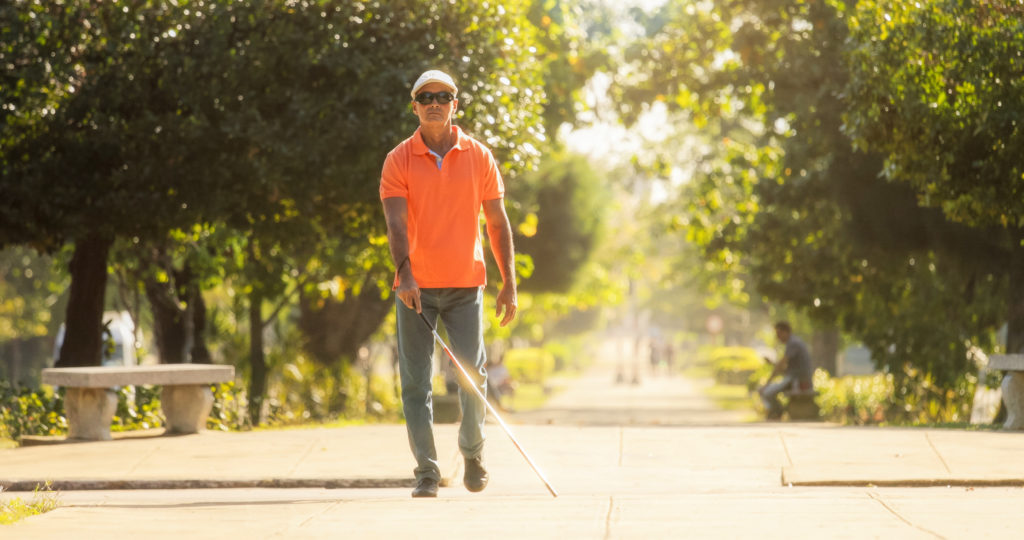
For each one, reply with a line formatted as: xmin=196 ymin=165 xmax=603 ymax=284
xmin=784 ymin=383 xmax=820 ymax=421
xmin=990 ymin=354 xmax=1024 ymax=429
xmin=42 ymin=364 xmax=234 ymax=441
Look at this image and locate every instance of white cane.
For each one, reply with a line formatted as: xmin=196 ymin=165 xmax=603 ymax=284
xmin=418 ymin=312 xmax=558 ymax=498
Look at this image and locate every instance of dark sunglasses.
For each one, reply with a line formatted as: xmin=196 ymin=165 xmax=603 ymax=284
xmin=414 ymin=91 xmax=455 ymax=105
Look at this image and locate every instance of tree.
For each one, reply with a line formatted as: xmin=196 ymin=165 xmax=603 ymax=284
xmin=842 ymin=0 xmax=1024 ymax=355
xmin=3 ymin=1 xmax=550 ymax=423
xmin=1 ymin=1 xmax=229 ymax=368
xmin=0 ymin=247 xmax=70 ymax=383
xmin=514 ymin=153 xmax=608 ymax=293
xmin=615 ymin=0 xmax=1008 ymax=396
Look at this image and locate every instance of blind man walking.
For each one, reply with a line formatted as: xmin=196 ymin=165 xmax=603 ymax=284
xmin=380 ymin=69 xmax=518 ymax=498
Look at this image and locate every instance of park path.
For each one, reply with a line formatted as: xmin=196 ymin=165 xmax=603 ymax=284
xmin=509 ymin=336 xmax=748 ymax=426
xmin=6 ymin=335 xmax=1024 ymax=538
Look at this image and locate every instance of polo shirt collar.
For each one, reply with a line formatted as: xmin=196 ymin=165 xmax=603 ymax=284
xmin=412 ymin=126 xmax=467 ymax=155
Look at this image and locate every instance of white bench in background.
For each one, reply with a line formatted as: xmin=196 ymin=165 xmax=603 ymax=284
xmin=42 ymin=364 xmax=234 ymax=441
xmin=990 ymin=354 xmax=1024 ymax=430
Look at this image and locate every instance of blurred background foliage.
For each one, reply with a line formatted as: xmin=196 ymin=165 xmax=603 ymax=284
xmin=2 ymin=0 xmax=1022 ymax=436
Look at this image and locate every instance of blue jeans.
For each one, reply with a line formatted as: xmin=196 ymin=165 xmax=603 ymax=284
xmin=760 ymin=376 xmax=794 ymax=417
xmin=396 ymin=287 xmax=487 ymax=482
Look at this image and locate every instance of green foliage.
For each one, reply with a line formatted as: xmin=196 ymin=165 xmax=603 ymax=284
xmin=265 ymin=358 xmax=401 ymax=426
xmin=843 ymin=0 xmax=1024 ymax=227
xmin=814 ymin=368 xmax=977 ymax=426
xmin=514 ymin=154 xmax=609 ymax=293
xmin=0 ymin=246 xmax=69 ymax=342
xmin=504 ymin=347 xmax=556 ymax=385
xmin=709 ymin=346 xmax=766 ymax=385
xmin=0 ymin=382 xmax=65 ymax=441
xmin=840 ymin=0 xmax=1024 ymax=356
xmin=1 ymin=0 xmax=551 ymax=417
xmin=0 ymin=383 xmax=168 ymax=441
xmin=0 ymin=374 xmax=401 ymax=442
xmin=525 ymin=0 xmax=616 ymax=137
xmin=111 ymin=385 xmax=163 ymax=433
xmin=619 ymin=0 xmax=1010 ymax=395
xmin=814 ymin=370 xmax=893 ymax=425
xmin=0 ymin=482 xmax=59 ymax=526
xmin=208 ymin=382 xmax=250 ymax=432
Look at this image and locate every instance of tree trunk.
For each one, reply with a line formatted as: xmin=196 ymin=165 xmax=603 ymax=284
xmin=811 ymin=324 xmax=840 ymax=375
xmin=9 ymin=339 xmax=21 ymax=386
xmin=248 ymin=288 xmax=266 ymax=426
xmin=145 ymin=275 xmax=188 ymax=364
xmin=1007 ymin=230 xmax=1024 ymax=355
xmin=57 ymin=234 xmax=112 ymax=368
xmin=189 ymin=283 xmax=212 ymax=364
xmin=297 ymin=275 xmax=392 ymax=366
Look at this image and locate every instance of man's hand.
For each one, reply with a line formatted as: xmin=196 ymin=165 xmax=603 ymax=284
xmin=495 ymin=283 xmax=517 ymax=327
xmin=397 ymin=274 xmax=422 ymax=313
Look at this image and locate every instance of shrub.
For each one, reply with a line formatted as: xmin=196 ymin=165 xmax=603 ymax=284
xmin=504 ymin=347 xmax=556 ymax=384
xmin=815 ymin=370 xmax=893 ymax=425
xmin=813 ymin=367 xmax=977 ymax=425
xmin=208 ymin=382 xmax=249 ymax=431
xmin=111 ymin=385 xmax=163 ymax=432
xmin=710 ymin=347 xmax=766 ymax=385
xmin=265 ymin=357 xmax=403 ymax=426
xmin=0 ymin=382 xmax=65 ymax=441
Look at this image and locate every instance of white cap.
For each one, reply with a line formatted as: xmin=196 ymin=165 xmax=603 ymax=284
xmin=410 ymin=69 xmax=458 ymax=99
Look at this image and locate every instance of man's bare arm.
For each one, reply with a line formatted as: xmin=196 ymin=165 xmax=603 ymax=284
xmin=382 ymin=197 xmax=420 ymax=313
xmin=483 ymin=198 xmax=517 ymax=326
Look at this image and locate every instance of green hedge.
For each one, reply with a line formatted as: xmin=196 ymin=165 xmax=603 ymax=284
xmin=710 ymin=347 xmax=768 ymax=385
xmin=504 ymin=347 xmax=556 ymax=385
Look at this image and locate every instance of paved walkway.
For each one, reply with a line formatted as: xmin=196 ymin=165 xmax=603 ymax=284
xmin=4 ymin=339 xmax=1024 ymax=538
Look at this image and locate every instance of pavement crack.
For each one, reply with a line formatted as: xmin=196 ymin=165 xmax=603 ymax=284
xmin=603 ymin=495 xmax=614 ymax=540
xmin=778 ymin=432 xmax=794 ymax=468
xmin=125 ymin=443 xmax=162 ymax=476
xmin=867 ymin=491 xmax=946 ymax=539
xmin=297 ymin=500 xmax=343 ymax=530
xmin=287 ymin=437 xmax=321 ymax=477
xmin=924 ymin=432 xmax=953 ymax=475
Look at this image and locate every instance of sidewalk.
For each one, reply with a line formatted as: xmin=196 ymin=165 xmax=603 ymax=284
xmin=3 ymin=422 xmax=1023 ymax=493
xmin=4 ymin=341 xmax=1024 ymax=538
xmin=0 ymin=425 xmax=462 ymax=491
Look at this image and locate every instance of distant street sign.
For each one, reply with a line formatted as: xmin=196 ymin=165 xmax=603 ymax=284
xmin=706 ymin=314 xmax=723 ymax=335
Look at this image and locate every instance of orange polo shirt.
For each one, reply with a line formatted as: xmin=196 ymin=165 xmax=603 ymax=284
xmin=380 ymin=126 xmax=504 ymax=288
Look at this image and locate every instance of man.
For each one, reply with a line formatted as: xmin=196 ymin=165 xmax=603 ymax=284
xmin=758 ymin=321 xmax=814 ymax=420
xmin=380 ymin=69 xmax=518 ymax=498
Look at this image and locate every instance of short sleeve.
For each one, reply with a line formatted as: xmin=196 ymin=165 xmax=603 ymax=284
xmin=481 ymin=150 xmax=504 ymax=200
xmin=379 ymin=150 xmax=408 ymax=200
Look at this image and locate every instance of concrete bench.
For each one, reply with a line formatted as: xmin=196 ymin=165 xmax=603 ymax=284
xmin=784 ymin=387 xmax=820 ymax=421
xmin=42 ymin=364 xmax=234 ymax=441
xmin=990 ymin=354 xmax=1024 ymax=429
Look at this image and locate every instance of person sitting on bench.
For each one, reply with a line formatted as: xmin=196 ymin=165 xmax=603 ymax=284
xmin=758 ymin=321 xmax=814 ymax=420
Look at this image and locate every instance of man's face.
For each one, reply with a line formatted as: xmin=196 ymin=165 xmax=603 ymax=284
xmin=775 ymin=328 xmax=790 ymax=343
xmin=412 ymin=82 xmax=458 ymax=127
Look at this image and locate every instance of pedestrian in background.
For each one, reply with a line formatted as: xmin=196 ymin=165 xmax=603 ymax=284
xmin=758 ymin=321 xmax=814 ymax=420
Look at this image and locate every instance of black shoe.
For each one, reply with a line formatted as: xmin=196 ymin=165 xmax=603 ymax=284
xmin=463 ymin=456 xmax=488 ymax=493
xmin=411 ymin=478 xmax=438 ymax=498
